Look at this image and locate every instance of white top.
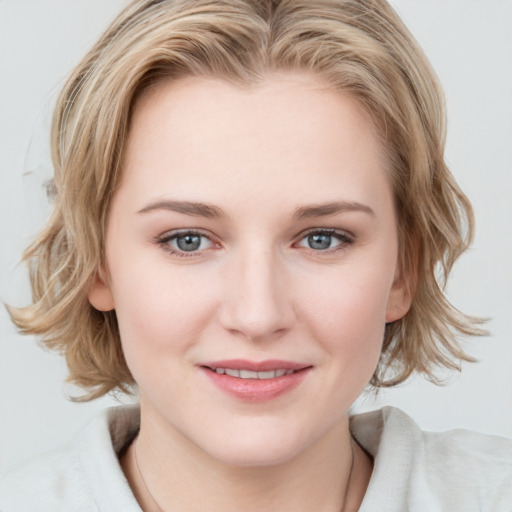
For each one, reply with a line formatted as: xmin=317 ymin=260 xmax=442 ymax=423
xmin=1 ymin=405 xmax=511 ymax=511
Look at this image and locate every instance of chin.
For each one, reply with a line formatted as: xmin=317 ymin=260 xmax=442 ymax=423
xmin=210 ymin=440 xmax=303 ymax=468
xmin=199 ymin=419 xmax=320 ymax=468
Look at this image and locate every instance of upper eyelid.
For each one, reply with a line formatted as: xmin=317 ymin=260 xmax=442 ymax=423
xmin=295 ymin=227 xmax=355 ymax=241
xmin=157 ymin=228 xmax=213 ymax=241
xmin=154 ymin=227 xmax=355 ymax=247
xmin=155 ymin=230 xmax=217 ymax=258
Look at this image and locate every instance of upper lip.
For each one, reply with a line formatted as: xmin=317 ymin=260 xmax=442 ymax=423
xmin=199 ymin=359 xmax=310 ymax=372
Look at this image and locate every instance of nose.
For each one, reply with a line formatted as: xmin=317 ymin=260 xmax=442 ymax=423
xmin=219 ymin=246 xmax=295 ymax=342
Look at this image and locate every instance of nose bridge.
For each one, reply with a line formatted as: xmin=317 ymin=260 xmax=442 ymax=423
xmin=220 ymin=242 xmax=292 ymax=341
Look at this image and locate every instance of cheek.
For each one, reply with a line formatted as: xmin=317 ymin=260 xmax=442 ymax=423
xmin=299 ymin=265 xmax=391 ymax=366
xmin=108 ymin=260 xmax=218 ymax=371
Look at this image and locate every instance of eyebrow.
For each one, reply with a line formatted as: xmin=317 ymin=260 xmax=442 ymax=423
xmin=137 ymin=199 xmax=375 ymax=220
xmin=137 ymin=200 xmax=226 ymax=219
xmin=292 ymin=201 xmax=375 ymax=220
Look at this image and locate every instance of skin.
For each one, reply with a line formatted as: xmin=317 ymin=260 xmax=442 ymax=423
xmin=89 ymin=72 xmax=411 ymax=511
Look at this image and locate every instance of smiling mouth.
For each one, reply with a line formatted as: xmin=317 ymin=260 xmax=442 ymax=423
xmin=200 ymin=361 xmax=311 ymax=401
xmin=206 ymin=367 xmax=297 ymax=379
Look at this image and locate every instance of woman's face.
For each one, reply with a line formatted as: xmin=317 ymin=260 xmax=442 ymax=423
xmin=89 ymin=72 xmax=410 ymax=466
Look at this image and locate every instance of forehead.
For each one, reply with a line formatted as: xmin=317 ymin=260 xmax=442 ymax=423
xmin=119 ymin=72 xmax=391 ymax=214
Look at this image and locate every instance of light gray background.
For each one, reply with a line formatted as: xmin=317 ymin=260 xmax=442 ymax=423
xmin=1 ymin=1 xmax=511 ymax=472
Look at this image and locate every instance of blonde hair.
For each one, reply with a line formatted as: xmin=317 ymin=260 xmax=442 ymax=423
xmin=9 ymin=0 xmax=485 ymax=400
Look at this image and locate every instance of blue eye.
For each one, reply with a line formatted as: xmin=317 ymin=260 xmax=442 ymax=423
xmin=158 ymin=231 xmax=214 ymax=255
xmin=174 ymin=234 xmax=204 ymax=251
xmin=307 ymin=233 xmax=335 ymax=250
xmin=297 ymin=230 xmax=353 ymax=251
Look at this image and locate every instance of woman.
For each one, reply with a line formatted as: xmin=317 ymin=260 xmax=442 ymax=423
xmin=1 ymin=0 xmax=511 ymax=510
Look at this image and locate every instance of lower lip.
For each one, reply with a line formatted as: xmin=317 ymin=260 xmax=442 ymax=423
xmin=200 ymin=367 xmax=311 ymax=403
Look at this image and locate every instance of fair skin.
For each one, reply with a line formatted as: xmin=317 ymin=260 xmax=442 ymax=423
xmin=89 ymin=72 xmax=411 ymax=511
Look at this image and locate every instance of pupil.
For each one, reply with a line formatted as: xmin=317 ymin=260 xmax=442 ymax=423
xmin=309 ymin=233 xmax=331 ymax=250
xmin=177 ymin=234 xmax=201 ymax=251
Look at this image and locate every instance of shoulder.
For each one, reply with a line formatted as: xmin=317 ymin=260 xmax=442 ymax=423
xmin=421 ymin=423 xmax=512 ymax=507
xmin=422 ymin=421 xmax=512 ymax=466
xmin=0 ymin=405 xmax=141 ymax=512
xmin=0 ymin=441 xmax=95 ymax=512
xmin=351 ymin=406 xmax=512 ymax=512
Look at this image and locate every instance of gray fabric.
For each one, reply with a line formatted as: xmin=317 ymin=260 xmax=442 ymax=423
xmin=352 ymin=408 xmax=512 ymax=511
xmin=1 ymin=405 xmax=511 ymax=511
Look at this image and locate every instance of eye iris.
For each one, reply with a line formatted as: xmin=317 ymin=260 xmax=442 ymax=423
xmin=176 ymin=234 xmax=201 ymax=251
xmin=308 ymin=233 xmax=331 ymax=250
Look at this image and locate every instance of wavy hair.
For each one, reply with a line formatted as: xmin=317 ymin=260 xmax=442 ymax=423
xmin=9 ymin=0 xmax=485 ymax=400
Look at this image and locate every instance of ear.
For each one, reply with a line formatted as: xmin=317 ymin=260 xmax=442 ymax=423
xmin=88 ymin=267 xmax=115 ymax=312
xmin=385 ymin=268 xmax=413 ymax=323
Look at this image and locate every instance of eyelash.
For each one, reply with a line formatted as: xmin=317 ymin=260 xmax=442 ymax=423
xmin=295 ymin=228 xmax=355 ymax=254
xmin=154 ymin=228 xmax=355 ymax=258
xmin=155 ymin=230 xmax=216 ymax=258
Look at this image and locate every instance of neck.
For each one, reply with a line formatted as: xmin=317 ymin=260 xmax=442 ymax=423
xmin=121 ymin=404 xmax=372 ymax=512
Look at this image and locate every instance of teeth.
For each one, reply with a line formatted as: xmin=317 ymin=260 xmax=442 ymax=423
xmin=240 ymin=370 xmax=258 ymax=379
xmin=213 ymin=368 xmax=296 ymax=379
xmin=258 ymin=370 xmax=276 ymax=379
